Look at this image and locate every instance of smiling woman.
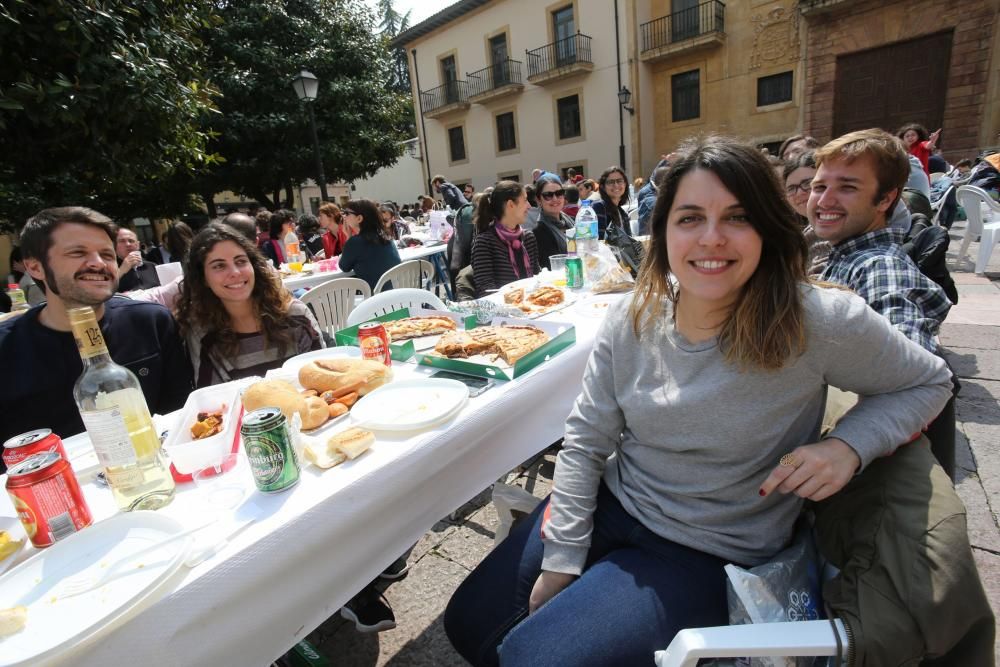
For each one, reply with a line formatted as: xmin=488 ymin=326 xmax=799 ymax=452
xmin=174 ymin=223 xmax=324 ymax=387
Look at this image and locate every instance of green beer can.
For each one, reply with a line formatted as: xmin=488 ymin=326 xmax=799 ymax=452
xmin=565 ymin=254 xmax=584 ymax=289
xmin=241 ymin=407 xmax=300 ymax=493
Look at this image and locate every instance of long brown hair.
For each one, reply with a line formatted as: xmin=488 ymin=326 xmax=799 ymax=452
xmin=630 ymin=136 xmax=808 ymax=370
xmin=473 ymin=180 xmax=523 ymax=233
xmin=176 ymin=223 xmax=296 ymax=357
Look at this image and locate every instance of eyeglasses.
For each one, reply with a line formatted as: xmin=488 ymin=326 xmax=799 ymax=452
xmin=785 ymin=178 xmax=813 ymax=196
xmin=604 ymin=178 xmax=626 ymax=187
xmin=539 ymin=189 xmax=566 ymax=201
xmin=342 ymin=210 xmax=357 ymax=217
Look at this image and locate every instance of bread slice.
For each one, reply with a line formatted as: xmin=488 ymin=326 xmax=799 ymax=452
xmin=0 ymin=606 xmax=27 ymax=637
xmin=328 ymin=427 xmax=375 ymax=460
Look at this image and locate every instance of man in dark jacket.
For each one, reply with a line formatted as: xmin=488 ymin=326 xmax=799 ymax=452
xmin=0 ymin=207 xmax=192 ymax=471
xmin=115 ymin=226 xmax=161 ymax=292
xmin=432 ymin=175 xmax=469 ymax=210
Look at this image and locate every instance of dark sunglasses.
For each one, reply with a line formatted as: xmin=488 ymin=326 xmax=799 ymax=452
xmin=539 ymin=189 xmax=566 ymax=200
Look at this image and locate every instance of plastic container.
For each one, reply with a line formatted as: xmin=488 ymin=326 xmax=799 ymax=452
xmin=163 ymin=382 xmax=244 ymax=476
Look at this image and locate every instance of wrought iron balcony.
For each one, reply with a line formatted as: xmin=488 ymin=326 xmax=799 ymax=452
xmin=466 ymin=58 xmax=524 ymax=103
xmin=526 ymin=33 xmax=593 ymax=85
xmin=419 ymin=80 xmax=471 ymax=118
xmin=640 ymin=0 xmax=725 ymax=63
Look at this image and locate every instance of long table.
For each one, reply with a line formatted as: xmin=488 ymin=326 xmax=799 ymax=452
xmin=0 ymin=288 xmax=624 ymax=667
xmin=281 ymin=243 xmax=449 ymax=291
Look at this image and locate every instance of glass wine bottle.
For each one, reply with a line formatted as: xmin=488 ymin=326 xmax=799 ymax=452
xmin=68 ymin=307 xmax=175 ymax=511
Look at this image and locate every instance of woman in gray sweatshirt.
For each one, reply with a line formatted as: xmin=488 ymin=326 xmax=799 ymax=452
xmin=444 ymin=137 xmax=953 ymax=666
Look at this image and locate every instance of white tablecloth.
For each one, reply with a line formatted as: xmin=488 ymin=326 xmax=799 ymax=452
xmin=3 ymin=291 xmax=625 ymax=667
xmin=281 ymin=243 xmax=448 ymax=291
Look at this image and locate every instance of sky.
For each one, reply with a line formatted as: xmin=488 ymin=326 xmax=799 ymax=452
xmin=363 ymin=0 xmax=439 ymax=29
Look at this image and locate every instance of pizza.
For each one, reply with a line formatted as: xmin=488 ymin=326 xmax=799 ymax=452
xmin=527 ymin=286 xmax=565 ymax=307
xmin=504 ymin=288 xmax=525 ymax=305
xmin=382 ymin=316 xmax=458 ymax=341
xmin=433 ymin=325 xmax=550 ymax=365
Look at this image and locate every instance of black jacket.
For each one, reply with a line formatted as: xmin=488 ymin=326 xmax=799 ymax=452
xmin=0 ymin=297 xmax=192 ymax=471
xmin=118 ymin=259 xmax=162 ymax=292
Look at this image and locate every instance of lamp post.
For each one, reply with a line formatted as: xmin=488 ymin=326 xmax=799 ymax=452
xmin=291 ymin=69 xmax=329 ymax=204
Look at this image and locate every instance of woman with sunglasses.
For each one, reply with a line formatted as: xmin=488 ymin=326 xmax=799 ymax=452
xmin=471 ymin=180 xmax=539 ymax=297
xmin=338 ymin=199 xmax=402 ymax=290
xmin=591 ymin=166 xmax=632 ymax=239
xmin=533 ymin=174 xmax=573 ymax=270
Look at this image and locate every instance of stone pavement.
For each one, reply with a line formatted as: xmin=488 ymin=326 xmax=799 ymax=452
xmin=308 ymin=217 xmax=1000 ymax=665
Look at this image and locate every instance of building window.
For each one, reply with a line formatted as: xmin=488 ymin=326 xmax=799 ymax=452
xmin=758 ymin=71 xmax=793 ymax=106
xmin=496 ymin=111 xmax=517 ymax=152
xmin=560 ymin=164 xmax=584 ymax=180
xmin=556 ymin=94 xmax=582 ymax=140
xmin=671 ymin=69 xmax=700 ymax=122
xmin=499 ymin=171 xmax=521 ymax=183
xmin=448 ymin=126 xmax=466 ymax=162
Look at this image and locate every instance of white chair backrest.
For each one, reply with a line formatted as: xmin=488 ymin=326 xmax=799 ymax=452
xmin=300 ymin=277 xmax=371 ymax=336
xmin=373 ymin=259 xmax=434 ymax=294
xmin=930 ymin=185 xmax=955 ymax=226
xmin=346 ymin=288 xmax=446 ymax=327
xmin=956 ymin=185 xmax=1000 ymax=235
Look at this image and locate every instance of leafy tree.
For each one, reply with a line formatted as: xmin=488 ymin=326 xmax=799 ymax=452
xmin=0 ymin=0 xmax=219 ymax=230
xmin=378 ymin=0 xmax=412 ymax=94
xmin=201 ymin=0 xmax=411 ymax=210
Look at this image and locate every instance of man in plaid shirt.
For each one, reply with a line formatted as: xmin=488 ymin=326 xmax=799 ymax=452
xmin=809 ymin=129 xmax=951 ymax=353
xmin=809 ymin=128 xmax=955 ymax=477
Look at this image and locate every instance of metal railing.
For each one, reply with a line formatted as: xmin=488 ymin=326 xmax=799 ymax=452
xmin=640 ymin=0 xmax=725 ymax=53
xmin=419 ymin=79 xmax=469 ymax=113
xmin=466 ymin=58 xmax=523 ymax=98
xmin=526 ymin=33 xmax=592 ymax=78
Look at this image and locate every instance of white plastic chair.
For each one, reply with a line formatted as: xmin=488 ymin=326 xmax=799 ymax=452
xmin=373 ymin=259 xmax=434 ymax=293
xmin=929 ymin=184 xmax=954 ymax=226
xmin=346 ymin=288 xmax=446 ymax=326
xmin=654 ymin=619 xmax=849 ymax=667
xmin=300 ymin=277 xmax=370 ymax=337
xmin=955 ymin=185 xmax=1000 ymax=271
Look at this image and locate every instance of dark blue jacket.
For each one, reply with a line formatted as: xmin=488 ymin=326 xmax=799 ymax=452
xmin=0 ymin=297 xmax=192 ymax=470
xmin=338 ymin=235 xmax=402 ymax=291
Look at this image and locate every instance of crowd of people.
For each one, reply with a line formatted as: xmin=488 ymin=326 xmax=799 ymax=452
xmin=0 ymin=123 xmax=996 ymax=664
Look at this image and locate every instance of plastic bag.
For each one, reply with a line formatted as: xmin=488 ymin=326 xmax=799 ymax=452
xmin=725 ymin=522 xmax=825 ymax=667
xmin=584 ymin=243 xmax=635 ymax=294
xmin=605 ymin=224 xmax=646 ymax=277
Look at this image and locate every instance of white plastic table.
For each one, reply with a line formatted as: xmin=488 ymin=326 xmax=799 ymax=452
xmin=281 ymin=243 xmax=448 ymax=291
xmin=1 ymin=290 xmax=625 ymax=667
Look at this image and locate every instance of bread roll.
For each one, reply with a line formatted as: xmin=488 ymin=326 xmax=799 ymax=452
xmin=242 ymin=380 xmax=307 ymax=423
xmin=328 ymin=427 xmax=375 ymax=459
xmin=328 ymin=402 xmax=348 ymax=418
xmin=298 ymin=358 xmax=393 ymax=396
xmin=301 ymin=396 xmax=330 ymax=430
xmin=303 ymin=442 xmax=347 ymax=469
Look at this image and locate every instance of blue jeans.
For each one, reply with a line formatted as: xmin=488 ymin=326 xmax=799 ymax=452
xmin=444 ymin=483 xmax=732 ymax=666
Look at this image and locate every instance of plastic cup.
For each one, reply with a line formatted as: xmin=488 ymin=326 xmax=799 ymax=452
xmin=192 ymin=453 xmax=247 ymax=509
xmin=549 ymin=254 xmax=568 ymax=286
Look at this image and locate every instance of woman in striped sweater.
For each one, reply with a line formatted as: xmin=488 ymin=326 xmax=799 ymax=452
xmin=471 ymin=180 xmax=540 ymax=297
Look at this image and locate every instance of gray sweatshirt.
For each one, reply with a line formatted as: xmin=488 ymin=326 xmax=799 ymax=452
xmin=541 ymin=285 xmax=953 ymax=573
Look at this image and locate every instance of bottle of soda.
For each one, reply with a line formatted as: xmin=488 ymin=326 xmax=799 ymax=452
xmin=5 ymin=284 xmax=29 ymax=312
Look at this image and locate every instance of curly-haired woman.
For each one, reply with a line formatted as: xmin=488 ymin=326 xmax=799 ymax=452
xmin=175 ymin=223 xmax=323 ymax=387
xmin=896 ymin=123 xmax=941 ymax=176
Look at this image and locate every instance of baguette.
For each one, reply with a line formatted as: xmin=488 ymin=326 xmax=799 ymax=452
xmin=303 ymin=442 xmax=347 ymax=469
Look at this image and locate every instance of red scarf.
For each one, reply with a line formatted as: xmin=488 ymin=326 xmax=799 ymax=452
xmin=494 ymin=224 xmax=532 ymax=279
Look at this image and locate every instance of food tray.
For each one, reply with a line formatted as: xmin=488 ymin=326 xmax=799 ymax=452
xmin=334 ymin=308 xmax=476 ymax=359
xmin=496 ymin=280 xmax=579 ymax=319
xmin=414 ymin=317 xmax=576 ymax=381
xmin=162 ymin=381 xmax=247 ymax=478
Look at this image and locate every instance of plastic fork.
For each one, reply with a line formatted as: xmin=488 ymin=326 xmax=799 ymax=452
xmin=58 ymin=520 xmax=216 ymax=598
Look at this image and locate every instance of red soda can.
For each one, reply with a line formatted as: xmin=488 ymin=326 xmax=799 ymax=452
xmin=358 ymin=322 xmax=392 ymax=366
xmin=6 ymin=451 xmax=93 ymax=548
xmin=3 ymin=428 xmax=69 ymax=471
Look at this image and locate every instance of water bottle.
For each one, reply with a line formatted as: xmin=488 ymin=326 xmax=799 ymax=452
xmin=574 ymin=200 xmax=599 ymax=255
xmin=6 ymin=283 xmax=29 ymax=312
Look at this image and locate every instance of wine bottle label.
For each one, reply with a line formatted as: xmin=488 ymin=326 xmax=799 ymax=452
xmin=80 ymin=407 xmax=138 ymax=469
xmin=70 ymin=320 xmax=110 ymax=359
xmin=106 ymin=467 xmax=144 ymax=489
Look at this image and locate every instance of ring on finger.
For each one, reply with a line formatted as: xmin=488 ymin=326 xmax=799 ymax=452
xmin=779 ymin=453 xmax=801 ymax=469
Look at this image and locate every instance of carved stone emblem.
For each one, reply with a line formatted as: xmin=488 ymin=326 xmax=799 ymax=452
xmin=750 ymin=5 xmax=801 ymax=70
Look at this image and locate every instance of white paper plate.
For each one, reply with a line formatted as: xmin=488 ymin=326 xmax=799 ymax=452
xmin=349 ymin=379 xmax=469 ymax=431
xmin=281 ymin=346 xmax=362 ymax=374
xmin=0 ymin=516 xmax=29 ymax=576
xmin=0 ymin=511 xmax=190 ymax=667
xmin=574 ymin=295 xmax=618 ymax=318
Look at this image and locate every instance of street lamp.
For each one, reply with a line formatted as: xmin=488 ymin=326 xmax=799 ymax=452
xmin=292 ymin=69 xmax=329 ymax=204
xmin=618 ymin=86 xmax=635 ymax=115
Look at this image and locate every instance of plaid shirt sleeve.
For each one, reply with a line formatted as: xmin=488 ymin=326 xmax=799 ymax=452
xmin=851 ymin=255 xmax=951 ymax=353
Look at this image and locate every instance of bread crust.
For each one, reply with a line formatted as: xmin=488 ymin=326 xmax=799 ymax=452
xmin=298 ymin=358 xmax=392 ymax=396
